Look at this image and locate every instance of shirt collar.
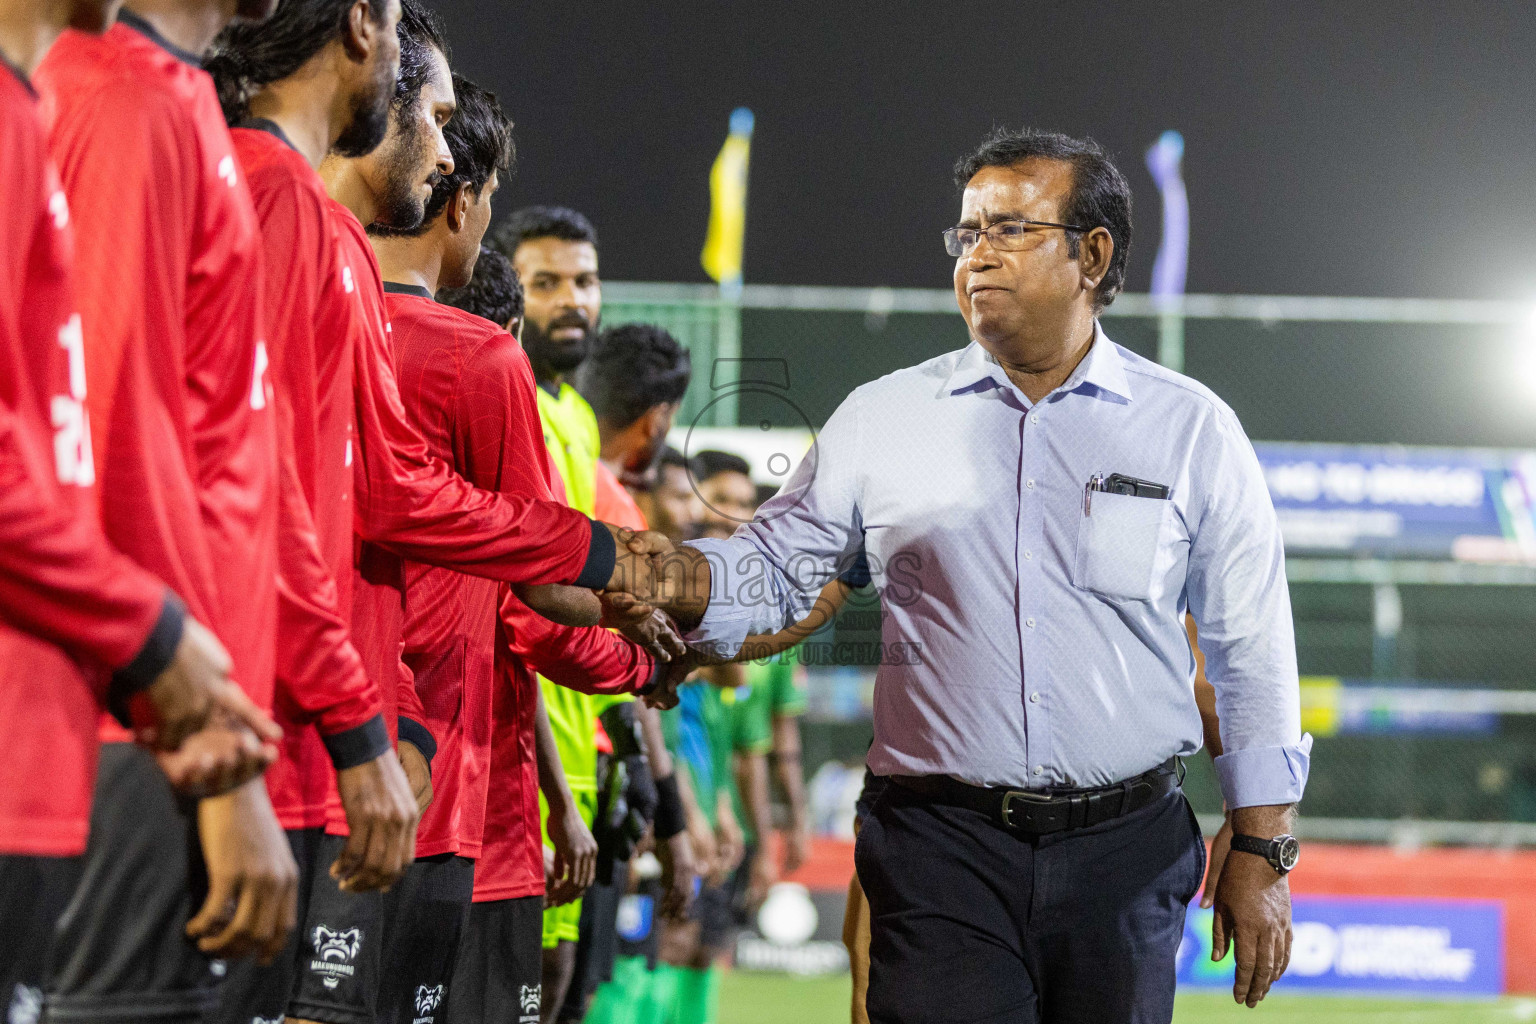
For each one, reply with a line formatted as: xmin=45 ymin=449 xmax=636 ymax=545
xmin=117 ymin=10 xmax=204 ymax=68
xmin=941 ymin=321 xmax=1133 ymax=405
xmin=382 ymin=281 xmax=434 ymax=300
xmin=238 ymin=118 xmax=298 ymax=153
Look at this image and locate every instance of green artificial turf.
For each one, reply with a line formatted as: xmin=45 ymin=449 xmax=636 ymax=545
xmin=716 ymin=970 xmax=1536 ymax=1024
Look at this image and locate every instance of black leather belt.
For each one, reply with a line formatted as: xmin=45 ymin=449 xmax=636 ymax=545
xmin=890 ymin=757 xmax=1183 ymax=836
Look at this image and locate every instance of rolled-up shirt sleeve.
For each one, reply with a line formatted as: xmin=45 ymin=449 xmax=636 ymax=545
xmin=685 ymin=389 xmax=866 ymax=657
xmin=1186 ymin=406 xmax=1311 ymax=809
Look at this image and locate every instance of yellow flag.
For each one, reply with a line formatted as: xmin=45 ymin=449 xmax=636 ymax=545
xmin=701 ymin=108 xmax=753 ymax=287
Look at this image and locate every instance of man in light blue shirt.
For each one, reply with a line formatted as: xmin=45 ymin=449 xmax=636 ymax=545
xmin=657 ymin=128 xmax=1308 ymax=1023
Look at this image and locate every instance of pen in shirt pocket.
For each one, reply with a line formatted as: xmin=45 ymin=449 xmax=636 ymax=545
xmin=1084 ymin=473 xmax=1104 ymax=515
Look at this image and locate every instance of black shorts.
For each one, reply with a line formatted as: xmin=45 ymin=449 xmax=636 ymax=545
xmin=288 ymin=836 xmax=473 ymax=1024
xmin=557 ymin=860 xmax=628 ymax=1023
xmin=210 ymin=827 xmax=325 ymax=1024
xmin=46 ymin=742 xmax=220 ymax=1024
xmin=691 ymin=879 xmax=735 ymax=954
xmin=1 ymin=853 xmax=79 ymax=1024
xmin=445 ymin=895 xmax=544 ymax=1024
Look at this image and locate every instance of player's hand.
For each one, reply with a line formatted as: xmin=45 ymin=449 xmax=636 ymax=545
xmin=398 ymin=740 xmax=433 ymax=814
xmin=617 ymin=609 xmax=688 ymax=663
xmin=657 ymin=829 xmax=697 ymax=921
xmin=134 ymin=616 xmax=283 ymax=751
xmin=546 ymin=804 xmax=597 ymax=907
xmin=515 ymin=583 xmax=602 ymax=627
xmin=599 ymin=589 xmax=653 ymax=627
xmin=542 ymin=845 xmax=557 ymax=900
xmin=601 ymin=525 xmax=671 ymax=603
xmin=332 ymin=751 xmax=419 ymax=893
xmin=782 ymin=823 xmax=812 ymax=877
xmin=640 ymin=642 xmax=719 ymax=711
xmin=687 ymin=811 xmax=718 ymax=882
xmin=155 ymin=717 xmax=275 ymax=797
xmin=188 ymin=778 xmax=298 ymax=963
xmin=1210 ymin=840 xmax=1293 ymax=1007
xmin=1200 ymin=813 xmax=1233 ymax=909
xmin=714 ymin=807 xmax=745 ymax=882
xmin=749 ymin=845 xmax=778 ymax=912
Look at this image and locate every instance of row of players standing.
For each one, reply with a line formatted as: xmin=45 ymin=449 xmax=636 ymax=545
xmin=0 ymin=1 xmax=756 ymax=1023
xmin=434 ymin=223 xmax=815 ymax=1024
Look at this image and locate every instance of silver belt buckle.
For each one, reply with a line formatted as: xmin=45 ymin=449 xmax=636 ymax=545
xmin=1000 ymin=789 xmax=1054 ymax=831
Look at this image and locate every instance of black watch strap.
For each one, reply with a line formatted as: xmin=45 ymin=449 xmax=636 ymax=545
xmin=1230 ymin=833 xmax=1298 ymax=874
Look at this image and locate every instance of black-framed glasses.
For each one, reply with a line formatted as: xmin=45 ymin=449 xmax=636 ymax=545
xmin=943 ymin=219 xmax=1090 ymax=257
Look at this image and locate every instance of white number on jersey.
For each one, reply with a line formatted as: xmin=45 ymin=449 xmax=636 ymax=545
xmin=51 ymin=313 xmax=95 ymax=486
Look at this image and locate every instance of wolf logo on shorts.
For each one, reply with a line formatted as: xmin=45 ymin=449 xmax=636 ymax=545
xmin=309 ymin=926 xmax=363 ymax=990
xmin=519 ymin=983 xmax=540 ymax=1017
xmin=414 ymin=985 xmax=443 ymax=1016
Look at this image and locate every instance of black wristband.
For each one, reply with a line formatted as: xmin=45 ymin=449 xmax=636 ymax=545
xmin=322 ymin=714 xmax=391 ymax=771
xmin=397 ymin=716 xmax=437 ymax=772
xmin=107 ymin=589 xmax=187 ymax=730
xmin=574 ymin=518 xmax=617 ymax=590
xmin=653 ymin=773 xmax=686 ymax=840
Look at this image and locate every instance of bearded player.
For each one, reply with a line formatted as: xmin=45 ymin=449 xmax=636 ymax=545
xmin=34 ymin=0 xmax=315 ymax=1016
xmin=0 ymin=0 xmax=286 ymax=1015
xmin=368 ymin=72 xmax=683 ymax=1024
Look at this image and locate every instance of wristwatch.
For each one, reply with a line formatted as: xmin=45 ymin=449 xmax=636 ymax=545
xmin=1229 ymin=833 xmax=1300 ymax=875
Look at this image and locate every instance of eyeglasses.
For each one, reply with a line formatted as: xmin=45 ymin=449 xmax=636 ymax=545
xmin=943 ymin=219 xmax=1090 ymax=258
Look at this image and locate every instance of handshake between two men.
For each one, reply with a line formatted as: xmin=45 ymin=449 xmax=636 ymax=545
xmin=593 ymin=524 xmax=720 ymax=708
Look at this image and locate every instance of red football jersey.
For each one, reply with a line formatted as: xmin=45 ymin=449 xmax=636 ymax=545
xmin=388 ymin=286 xmax=539 ymax=858
xmin=232 ymin=123 xmax=387 ymax=829
xmin=476 ymin=464 xmax=660 ymax=902
xmin=388 ymin=289 xmax=659 ymax=861
xmin=321 ymin=203 xmax=616 ymax=834
xmin=36 ymin=17 xmax=279 ymax=734
xmin=0 ymin=60 xmax=179 ymax=857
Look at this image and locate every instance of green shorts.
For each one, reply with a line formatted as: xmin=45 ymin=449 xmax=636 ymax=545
xmin=541 ymin=787 xmax=598 ymax=949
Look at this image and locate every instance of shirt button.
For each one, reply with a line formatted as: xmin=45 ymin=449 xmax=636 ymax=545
xmin=1023 ymin=551 xmax=1033 ymax=561
xmin=1030 ymin=415 xmax=1040 ymax=425
xmin=1025 ymin=617 xmax=1036 ymax=628
xmin=1030 ymin=692 xmax=1041 ymax=703
xmin=1033 ymin=766 xmax=1045 ymax=776
xmin=1025 ymin=479 xmax=1035 ymax=489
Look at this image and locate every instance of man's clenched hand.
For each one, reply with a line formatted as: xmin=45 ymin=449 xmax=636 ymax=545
xmin=398 ymin=741 xmax=433 ymax=814
xmin=187 ymin=778 xmax=298 ymax=963
xmin=657 ymin=829 xmax=697 ymax=921
xmin=332 ymin=751 xmax=419 ymax=893
xmin=155 ymin=716 xmax=275 ymax=797
xmin=546 ymin=802 xmax=597 ymax=907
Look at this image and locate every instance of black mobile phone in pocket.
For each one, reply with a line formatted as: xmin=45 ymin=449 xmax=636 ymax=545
xmin=1102 ymin=473 xmax=1170 ymax=500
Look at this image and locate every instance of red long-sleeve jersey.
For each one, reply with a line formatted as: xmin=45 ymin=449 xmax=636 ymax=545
xmin=322 ymin=203 xmax=617 ymax=834
xmin=35 ymin=16 xmax=279 ymax=736
xmin=387 ymin=287 xmax=658 ymax=860
xmin=0 ymin=59 xmax=185 ymax=858
xmin=232 ymin=123 xmax=388 ymax=830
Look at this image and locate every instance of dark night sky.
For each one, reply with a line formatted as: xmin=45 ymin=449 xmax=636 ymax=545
xmin=431 ymin=1 xmax=1536 ymax=301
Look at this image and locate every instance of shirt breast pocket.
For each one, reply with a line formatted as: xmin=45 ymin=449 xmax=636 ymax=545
xmin=1071 ymin=491 xmax=1175 ymax=601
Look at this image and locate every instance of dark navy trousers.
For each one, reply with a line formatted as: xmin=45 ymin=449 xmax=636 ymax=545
xmin=855 ymin=782 xmax=1205 ymax=1024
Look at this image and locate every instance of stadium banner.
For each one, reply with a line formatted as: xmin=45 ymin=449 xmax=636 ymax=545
xmin=1254 ymin=442 xmax=1536 ymax=562
xmin=1177 ymin=896 xmax=1504 ymax=996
